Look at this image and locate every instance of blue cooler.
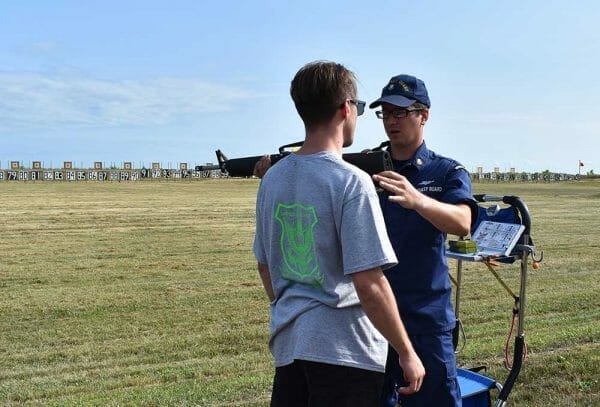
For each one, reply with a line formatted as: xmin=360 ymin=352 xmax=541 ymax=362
xmin=458 ymin=368 xmax=496 ymax=407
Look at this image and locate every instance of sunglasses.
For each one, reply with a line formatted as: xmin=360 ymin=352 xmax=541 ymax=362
xmin=349 ymin=99 xmax=366 ymax=116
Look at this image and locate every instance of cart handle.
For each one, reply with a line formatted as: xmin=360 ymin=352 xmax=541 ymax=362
xmin=473 ymin=194 xmax=531 ymax=235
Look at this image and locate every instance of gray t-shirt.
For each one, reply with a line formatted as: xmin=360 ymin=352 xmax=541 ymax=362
xmin=253 ymin=151 xmax=397 ymax=372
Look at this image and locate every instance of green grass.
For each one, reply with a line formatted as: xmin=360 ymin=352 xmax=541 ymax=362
xmin=0 ymin=180 xmax=598 ymax=406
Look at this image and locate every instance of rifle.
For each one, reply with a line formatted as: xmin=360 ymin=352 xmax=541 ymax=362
xmin=195 ymin=141 xmax=392 ymax=177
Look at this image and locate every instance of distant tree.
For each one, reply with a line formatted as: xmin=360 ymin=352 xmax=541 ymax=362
xmin=542 ymin=169 xmax=551 ymax=181
xmin=587 ymin=169 xmax=595 ymax=176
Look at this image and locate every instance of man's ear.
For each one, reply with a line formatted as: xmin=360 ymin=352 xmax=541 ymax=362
xmin=421 ymin=108 xmax=429 ymax=124
xmin=340 ymin=100 xmax=351 ymax=119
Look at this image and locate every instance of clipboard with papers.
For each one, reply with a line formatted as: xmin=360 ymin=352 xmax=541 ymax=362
xmin=447 ymin=220 xmax=525 ymax=261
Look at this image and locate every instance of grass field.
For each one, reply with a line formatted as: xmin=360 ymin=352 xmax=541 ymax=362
xmin=0 ymin=179 xmax=598 ymax=406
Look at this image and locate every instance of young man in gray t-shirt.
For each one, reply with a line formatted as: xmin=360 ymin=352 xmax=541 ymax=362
xmin=253 ymin=61 xmax=425 ymax=406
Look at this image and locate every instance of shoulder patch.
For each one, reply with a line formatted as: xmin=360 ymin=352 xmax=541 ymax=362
xmin=454 ymin=165 xmax=466 ymax=171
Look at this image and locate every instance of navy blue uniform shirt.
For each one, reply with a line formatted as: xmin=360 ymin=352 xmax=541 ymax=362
xmin=380 ymin=142 xmax=476 ymax=334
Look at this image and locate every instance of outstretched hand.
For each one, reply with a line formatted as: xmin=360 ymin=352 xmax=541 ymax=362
xmin=373 ymin=171 xmax=426 ymax=210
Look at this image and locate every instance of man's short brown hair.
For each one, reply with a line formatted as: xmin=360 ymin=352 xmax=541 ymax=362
xmin=411 ymin=102 xmax=429 ymax=110
xmin=290 ymin=61 xmax=357 ymax=128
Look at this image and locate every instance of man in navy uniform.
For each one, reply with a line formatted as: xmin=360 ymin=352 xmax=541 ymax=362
xmin=371 ymin=75 xmax=477 ymax=407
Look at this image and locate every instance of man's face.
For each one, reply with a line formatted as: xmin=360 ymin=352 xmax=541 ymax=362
xmin=380 ymin=102 xmax=427 ymax=149
xmin=343 ymin=98 xmax=363 ymax=147
xmin=342 ymin=108 xmax=355 ymax=147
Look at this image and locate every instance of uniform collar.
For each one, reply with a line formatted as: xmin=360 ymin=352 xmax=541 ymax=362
xmin=390 ymin=141 xmax=430 ymax=171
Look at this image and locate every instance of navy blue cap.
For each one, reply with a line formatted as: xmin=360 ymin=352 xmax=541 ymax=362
xmin=369 ymin=74 xmax=430 ymax=109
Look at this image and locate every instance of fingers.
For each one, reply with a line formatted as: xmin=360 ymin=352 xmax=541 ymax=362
xmin=373 ymin=171 xmax=406 ymax=191
xmin=396 ymin=353 xmax=425 ymax=396
xmin=374 ymin=173 xmax=418 ymax=209
xmin=375 ymin=171 xmax=403 ymax=180
xmin=377 ymin=179 xmax=395 ymax=191
xmin=397 ymin=377 xmax=423 ymax=395
xmin=397 ymin=373 xmax=424 ymax=395
xmin=373 ymin=173 xmax=407 ymax=189
xmin=388 ymin=195 xmax=406 ymax=204
xmin=377 ymin=179 xmax=403 ymax=194
xmin=378 ymin=180 xmax=406 ymax=200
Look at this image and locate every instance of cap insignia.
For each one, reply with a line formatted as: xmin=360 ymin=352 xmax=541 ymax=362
xmin=397 ymin=80 xmax=410 ymax=92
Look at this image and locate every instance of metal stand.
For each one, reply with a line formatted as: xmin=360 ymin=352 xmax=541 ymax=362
xmin=449 ymin=195 xmax=542 ymax=406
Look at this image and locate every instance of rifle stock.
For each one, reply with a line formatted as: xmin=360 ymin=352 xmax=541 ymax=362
xmin=195 ymin=143 xmax=393 ymax=177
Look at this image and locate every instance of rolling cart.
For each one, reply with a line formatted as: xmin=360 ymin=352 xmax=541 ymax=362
xmin=447 ymin=194 xmax=543 ymax=407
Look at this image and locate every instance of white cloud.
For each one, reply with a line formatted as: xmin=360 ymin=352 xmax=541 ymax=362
xmin=0 ymin=72 xmax=253 ymax=131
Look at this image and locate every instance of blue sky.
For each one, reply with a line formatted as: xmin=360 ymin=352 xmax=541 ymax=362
xmin=1 ymin=1 xmax=598 ymax=173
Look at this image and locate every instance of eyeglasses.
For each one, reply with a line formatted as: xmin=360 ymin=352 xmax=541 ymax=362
xmin=375 ymin=108 xmax=423 ymax=120
xmin=349 ymin=99 xmax=366 ymax=116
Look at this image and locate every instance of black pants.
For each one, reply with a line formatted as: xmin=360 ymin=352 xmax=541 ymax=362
xmin=271 ymin=359 xmax=384 ymax=407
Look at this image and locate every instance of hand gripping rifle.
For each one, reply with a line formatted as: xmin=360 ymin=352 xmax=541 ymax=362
xmin=195 ymin=141 xmax=393 ymax=177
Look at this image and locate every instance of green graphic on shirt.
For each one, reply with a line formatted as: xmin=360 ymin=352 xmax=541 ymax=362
xmin=275 ymin=203 xmax=323 ymax=287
